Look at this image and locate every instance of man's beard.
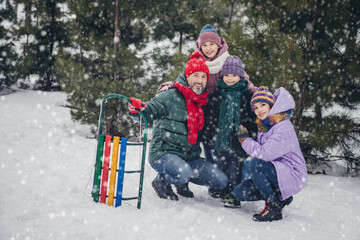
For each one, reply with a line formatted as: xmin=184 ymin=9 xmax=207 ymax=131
xmin=190 ymin=84 xmax=205 ymax=95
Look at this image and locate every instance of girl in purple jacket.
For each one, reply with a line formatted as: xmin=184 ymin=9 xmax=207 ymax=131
xmin=229 ymin=87 xmax=308 ymax=222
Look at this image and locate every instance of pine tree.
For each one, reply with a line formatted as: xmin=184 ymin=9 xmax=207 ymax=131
xmin=0 ymin=0 xmax=18 ymax=90
xmin=56 ymin=0 xmax=152 ymax=136
xmin=227 ymin=0 xmax=360 ymax=174
xmin=12 ymin=0 xmax=70 ymax=90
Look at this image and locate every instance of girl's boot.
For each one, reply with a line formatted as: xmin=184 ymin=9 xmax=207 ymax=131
xmin=280 ymin=196 xmax=293 ymax=208
xmin=252 ymin=201 xmax=282 ymax=222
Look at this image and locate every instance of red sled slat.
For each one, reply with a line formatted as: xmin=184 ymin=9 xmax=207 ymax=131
xmin=99 ymin=135 xmax=112 ymax=203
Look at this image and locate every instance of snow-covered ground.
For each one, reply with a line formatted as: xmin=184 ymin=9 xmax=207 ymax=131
xmin=0 ymin=90 xmax=359 ymax=240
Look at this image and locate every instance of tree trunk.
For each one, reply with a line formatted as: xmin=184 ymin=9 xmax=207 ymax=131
xmin=114 ymin=1 xmax=120 ymax=81
xmin=179 ymin=31 xmax=183 ymax=53
xmin=5 ymin=0 xmax=10 ymax=10
xmin=294 ymin=6 xmax=318 ymax=133
xmin=24 ymin=0 xmax=32 ymax=56
xmin=228 ymin=2 xmax=235 ymax=31
xmin=46 ymin=1 xmax=56 ymax=91
xmin=315 ymin=104 xmax=322 ymax=125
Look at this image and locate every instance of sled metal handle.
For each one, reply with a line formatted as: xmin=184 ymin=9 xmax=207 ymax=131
xmin=97 ymin=94 xmax=148 ymax=137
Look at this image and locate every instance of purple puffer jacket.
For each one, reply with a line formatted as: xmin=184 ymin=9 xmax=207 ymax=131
xmin=241 ymin=87 xmax=307 ymax=200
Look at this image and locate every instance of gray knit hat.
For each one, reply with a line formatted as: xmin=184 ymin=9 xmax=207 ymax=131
xmin=221 ymin=56 xmax=245 ymax=78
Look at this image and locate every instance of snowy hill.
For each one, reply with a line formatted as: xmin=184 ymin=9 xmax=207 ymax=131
xmin=0 ymin=90 xmax=359 ymax=240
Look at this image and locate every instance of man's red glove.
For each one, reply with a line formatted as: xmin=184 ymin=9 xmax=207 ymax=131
xmin=128 ymin=97 xmax=146 ymax=114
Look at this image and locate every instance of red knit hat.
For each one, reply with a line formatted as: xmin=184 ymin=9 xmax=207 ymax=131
xmin=185 ymin=52 xmax=209 ymax=80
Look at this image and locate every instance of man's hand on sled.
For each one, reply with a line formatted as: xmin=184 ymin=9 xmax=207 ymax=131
xmin=128 ymin=97 xmax=146 ymax=114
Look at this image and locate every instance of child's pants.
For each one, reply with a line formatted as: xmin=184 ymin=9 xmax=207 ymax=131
xmin=232 ymin=158 xmax=281 ymax=202
xmin=204 ymin=148 xmax=244 ymax=191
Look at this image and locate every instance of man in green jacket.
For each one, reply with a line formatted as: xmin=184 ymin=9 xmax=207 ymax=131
xmin=129 ymin=52 xmax=228 ymax=200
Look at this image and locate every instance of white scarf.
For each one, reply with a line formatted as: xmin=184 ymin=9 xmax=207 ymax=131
xmin=206 ymin=51 xmax=230 ymax=74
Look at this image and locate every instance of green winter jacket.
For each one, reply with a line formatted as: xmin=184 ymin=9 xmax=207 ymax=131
xmin=141 ymin=72 xmax=203 ymax=165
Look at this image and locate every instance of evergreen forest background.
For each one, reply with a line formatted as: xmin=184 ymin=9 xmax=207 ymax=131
xmin=1 ymin=0 xmax=359 ymax=174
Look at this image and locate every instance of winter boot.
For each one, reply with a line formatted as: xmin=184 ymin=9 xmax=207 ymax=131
xmin=252 ymin=201 xmax=282 ymax=222
xmin=222 ymin=194 xmax=241 ymax=208
xmin=279 ymin=196 xmax=293 ymax=209
xmin=208 ymin=188 xmax=223 ymax=199
xmin=151 ymin=174 xmax=179 ymax=201
xmin=175 ymin=182 xmax=194 ymax=198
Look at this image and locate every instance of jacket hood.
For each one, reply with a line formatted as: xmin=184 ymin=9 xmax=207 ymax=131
xmin=268 ymin=87 xmax=295 ymax=116
xmin=175 ymin=72 xmax=189 ymax=87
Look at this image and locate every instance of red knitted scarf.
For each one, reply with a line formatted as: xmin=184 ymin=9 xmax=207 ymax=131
xmin=175 ymin=82 xmax=209 ymax=144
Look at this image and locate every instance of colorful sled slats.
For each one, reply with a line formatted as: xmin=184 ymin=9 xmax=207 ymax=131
xmin=115 ymin=138 xmax=127 ymax=207
xmin=92 ymin=134 xmax=105 ymax=202
xmin=99 ymin=135 xmax=112 ymax=203
xmin=107 ymin=136 xmax=120 ymax=206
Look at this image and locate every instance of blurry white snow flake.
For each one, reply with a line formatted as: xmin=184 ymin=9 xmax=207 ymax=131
xmin=133 ymin=226 xmax=139 ymax=232
xmin=49 ymin=213 xmax=56 ymax=219
xmin=8 ymin=149 xmax=13 ymax=154
xmin=40 ymin=45 xmax=45 ymax=51
xmin=41 ymin=30 xmax=46 ymax=36
xmin=306 ymin=22 xmax=313 ymax=31
xmin=2 ymin=51 xmax=6 ymax=57
xmin=1 ymin=96 xmax=5 ymax=101
xmin=83 ymin=219 xmax=88 ymax=225
xmin=95 ymin=98 xmax=102 ymax=106
xmin=84 ymin=73 xmax=89 ymax=80
xmin=114 ymin=36 xmax=120 ymax=43
xmin=47 ymin=131 xmax=53 ymax=137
